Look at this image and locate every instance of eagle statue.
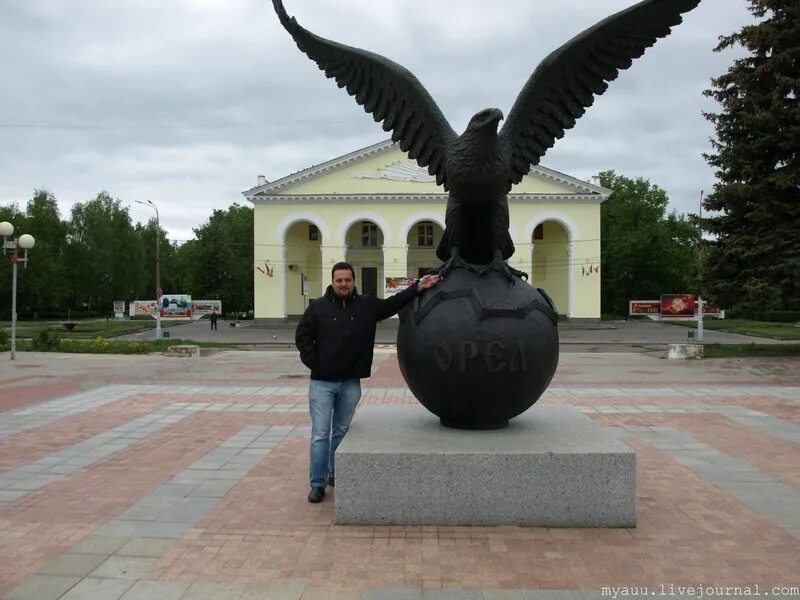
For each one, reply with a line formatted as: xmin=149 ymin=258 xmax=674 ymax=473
xmin=272 ymin=0 xmax=700 ymax=281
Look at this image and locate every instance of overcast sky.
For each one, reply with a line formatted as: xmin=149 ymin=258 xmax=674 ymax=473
xmin=0 ymin=0 xmax=754 ymax=242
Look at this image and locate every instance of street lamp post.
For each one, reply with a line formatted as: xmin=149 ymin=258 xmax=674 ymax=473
xmin=135 ymin=200 xmax=162 ymax=340
xmin=1 ymin=221 xmax=35 ymax=360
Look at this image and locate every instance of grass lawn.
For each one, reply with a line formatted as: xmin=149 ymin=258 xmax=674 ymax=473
xmin=703 ymin=344 xmax=800 ymax=358
xmin=665 ymin=318 xmax=800 ymax=340
xmin=6 ymin=338 xmax=230 ymax=355
xmin=0 ymin=319 xmax=189 ymax=339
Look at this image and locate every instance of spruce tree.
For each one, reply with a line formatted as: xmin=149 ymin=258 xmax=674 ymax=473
xmin=701 ymin=0 xmax=799 ymax=311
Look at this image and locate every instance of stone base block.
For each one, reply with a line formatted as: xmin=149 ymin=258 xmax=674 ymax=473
xmin=667 ymin=343 xmax=704 ymax=360
xmin=335 ymin=405 xmax=635 ymax=527
xmin=164 ymin=345 xmax=200 ymax=357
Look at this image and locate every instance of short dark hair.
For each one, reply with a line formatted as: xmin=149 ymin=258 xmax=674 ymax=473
xmin=331 ymin=262 xmax=355 ymax=280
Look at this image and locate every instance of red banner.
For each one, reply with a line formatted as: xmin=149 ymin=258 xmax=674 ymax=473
xmin=629 ymin=301 xmax=660 ymax=315
xmin=660 ymin=294 xmax=696 ymax=318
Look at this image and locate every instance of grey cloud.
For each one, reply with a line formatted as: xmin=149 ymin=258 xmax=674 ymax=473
xmin=0 ymin=0 xmax=755 ymax=239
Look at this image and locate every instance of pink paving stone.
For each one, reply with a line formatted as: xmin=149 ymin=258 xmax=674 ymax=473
xmin=0 ymin=411 xmax=258 ymax=596
xmin=591 ymin=412 xmax=800 ymax=486
xmin=148 ymin=435 xmax=800 ymax=590
xmin=0 ymin=393 xmax=167 ymax=471
xmin=0 ymin=383 xmax=82 ymax=413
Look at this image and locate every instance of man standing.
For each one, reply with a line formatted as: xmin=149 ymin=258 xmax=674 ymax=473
xmin=295 ymin=262 xmax=440 ymax=503
xmin=209 ymin=309 xmax=219 ymax=330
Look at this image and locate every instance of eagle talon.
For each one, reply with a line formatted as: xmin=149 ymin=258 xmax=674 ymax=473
xmin=431 ymin=254 xmax=476 ymax=278
xmin=484 ymin=256 xmax=527 ymax=284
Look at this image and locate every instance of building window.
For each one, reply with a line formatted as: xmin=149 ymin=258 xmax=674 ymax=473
xmin=417 ymin=221 xmax=434 ymax=247
xmin=533 ymin=224 xmax=544 ymax=240
xmin=308 ymin=224 xmax=319 ymax=241
xmin=361 ymin=222 xmax=378 ymax=247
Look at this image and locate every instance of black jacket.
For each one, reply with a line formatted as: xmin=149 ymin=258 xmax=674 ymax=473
xmin=295 ymin=282 xmax=419 ymax=381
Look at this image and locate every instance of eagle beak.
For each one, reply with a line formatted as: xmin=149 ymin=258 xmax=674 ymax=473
xmin=489 ymin=109 xmax=504 ymax=124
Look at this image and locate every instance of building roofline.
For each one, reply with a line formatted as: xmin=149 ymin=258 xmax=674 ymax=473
xmin=243 ymin=140 xmax=611 ymax=200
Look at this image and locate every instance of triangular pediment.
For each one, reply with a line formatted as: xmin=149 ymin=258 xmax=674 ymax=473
xmin=244 ymin=140 xmax=608 ymax=200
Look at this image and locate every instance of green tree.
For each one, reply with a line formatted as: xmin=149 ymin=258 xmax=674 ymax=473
xmin=65 ymin=191 xmax=146 ymax=313
xmin=179 ymin=204 xmax=253 ymax=315
xmin=19 ymin=190 xmax=70 ymax=314
xmin=700 ymin=0 xmax=800 ymax=311
xmin=600 ymin=171 xmax=701 ymax=317
xmin=136 ymin=218 xmax=178 ymax=299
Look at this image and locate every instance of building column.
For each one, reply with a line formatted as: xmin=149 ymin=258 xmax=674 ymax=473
xmin=320 ymin=244 xmax=347 ymax=296
xmin=280 ymin=246 xmax=288 ymax=318
xmin=382 ymin=243 xmax=409 ymax=280
xmin=566 ymin=242 xmax=575 ymax=317
xmin=511 ymin=240 xmax=534 ymax=284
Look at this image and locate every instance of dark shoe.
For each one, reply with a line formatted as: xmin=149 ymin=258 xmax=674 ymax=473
xmin=327 ymin=475 xmax=335 ymax=487
xmin=307 ymin=486 xmax=325 ymax=503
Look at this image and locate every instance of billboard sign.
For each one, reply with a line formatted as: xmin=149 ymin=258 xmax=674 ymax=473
xmin=192 ymin=300 xmax=222 ymax=318
xmin=385 ymin=277 xmax=416 ymax=295
xmin=660 ymin=294 xmax=696 ymax=318
xmin=159 ymin=294 xmax=192 ymax=319
xmin=131 ymin=300 xmax=158 ymax=317
xmin=629 ymin=300 xmax=661 ymax=316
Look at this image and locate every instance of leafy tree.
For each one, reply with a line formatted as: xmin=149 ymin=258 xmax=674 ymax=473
xmin=178 ymin=204 xmax=253 ymax=315
xmin=65 ymin=191 xmax=146 ymax=313
xmin=136 ymin=218 xmax=178 ymax=299
xmin=20 ymin=190 xmax=70 ymax=314
xmin=0 ymin=192 xmax=70 ymax=317
xmin=600 ymin=171 xmax=700 ymax=317
xmin=700 ymin=0 xmax=800 ymax=311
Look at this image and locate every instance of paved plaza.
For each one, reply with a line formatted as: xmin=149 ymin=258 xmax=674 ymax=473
xmin=0 ymin=348 xmax=798 ymax=599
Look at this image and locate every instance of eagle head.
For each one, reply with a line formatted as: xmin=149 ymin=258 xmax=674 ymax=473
xmin=466 ymin=108 xmax=504 ymax=133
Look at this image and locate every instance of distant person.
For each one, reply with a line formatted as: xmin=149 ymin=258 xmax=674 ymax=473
xmin=209 ymin=309 xmax=219 ymax=330
xmin=295 ymin=261 xmax=440 ymax=503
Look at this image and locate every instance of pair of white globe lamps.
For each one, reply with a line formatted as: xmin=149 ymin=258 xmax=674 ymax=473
xmin=0 ymin=221 xmax=35 ymax=252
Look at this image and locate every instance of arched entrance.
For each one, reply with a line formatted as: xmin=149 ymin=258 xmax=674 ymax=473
xmin=406 ymin=219 xmax=444 ymax=278
xmin=532 ymin=220 xmax=570 ymax=316
xmin=284 ymin=220 xmax=322 ymax=316
xmin=345 ymin=220 xmax=385 ymax=297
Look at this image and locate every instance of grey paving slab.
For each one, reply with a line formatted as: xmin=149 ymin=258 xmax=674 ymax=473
xmin=38 ymin=553 xmax=108 ymax=577
xmin=89 ymin=556 xmax=157 ymax=580
xmin=239 ymin=580 xmax=306 ymax=599
xmin=119 ymin=580 xmax=190 ymax=600
xmin=59 ymin=577 xmax=135 ymax=600
xmin=364 ymin=590 xmax=423 ymax=600
xmin=93 ymin=520 xmax=194 ymax=539
xmin=180 ymin=581 xmax=248 ymax=599
xmin=522 ymin=593 xmax=587 ymax=600
xmin=1 ymin=574 xmax=80 ymax=600
xmin=421 ymin=592 xmax=484 ymax=600
xmin=630 ymin=425 xmax=800 ymax=539
xmin=115 ymin=537 xmax=175 ymax=558
xmin=68 ymin=536 xmax=130 ymax=556
xmin=481 ymin=592 xmax=528 ymax=600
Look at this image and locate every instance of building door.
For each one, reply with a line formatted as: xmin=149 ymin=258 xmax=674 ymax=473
xmin=362 ymin=267 xmax=378 ymax=296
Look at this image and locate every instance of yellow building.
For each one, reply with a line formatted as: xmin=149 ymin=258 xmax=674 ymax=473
xmin=243 ymin=140 xmax=607 ymax=320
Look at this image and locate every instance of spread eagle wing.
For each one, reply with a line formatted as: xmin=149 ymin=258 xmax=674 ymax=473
xmin=273 ymin=0 xmax=457 ymax=189
xmin=499 ymin=0 xmax=701 ymax=187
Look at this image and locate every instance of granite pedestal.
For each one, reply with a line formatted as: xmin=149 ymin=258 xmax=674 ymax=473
xmin=335 ymin=405 xmax=636 ymax=527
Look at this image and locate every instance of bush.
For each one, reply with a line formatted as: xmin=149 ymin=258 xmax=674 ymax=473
xmin=0 ymin=327 xmax=8 ymax=351
xmin=33 ymin=328 xmax=62 ymax=351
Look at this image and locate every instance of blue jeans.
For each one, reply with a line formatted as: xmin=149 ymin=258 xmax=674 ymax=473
xmin=308 ymin=379 xmax=362 ymax=488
